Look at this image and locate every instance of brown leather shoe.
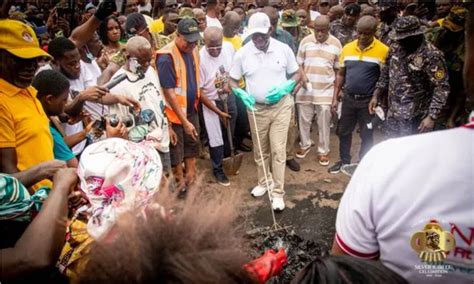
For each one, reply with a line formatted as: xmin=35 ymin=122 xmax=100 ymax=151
xmin=318 ymin=154 xmax=330 ymax=166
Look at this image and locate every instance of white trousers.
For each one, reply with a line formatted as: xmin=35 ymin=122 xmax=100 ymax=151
xmin=297 ymin=104 xmax=331 ymax=155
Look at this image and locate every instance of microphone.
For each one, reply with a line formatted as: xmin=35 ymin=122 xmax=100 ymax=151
xmin=104 ymin=73 xmax=128 ymax=90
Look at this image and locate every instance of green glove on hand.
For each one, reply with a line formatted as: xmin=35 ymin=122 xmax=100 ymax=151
xmin=232 ymin=88 xmax=256 ymax=111
xmin=265 ymin=80 xmax=297 ymax=105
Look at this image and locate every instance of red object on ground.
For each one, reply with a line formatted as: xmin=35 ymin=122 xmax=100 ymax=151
xmin=244 ymin=249 xmax=288 ymax=283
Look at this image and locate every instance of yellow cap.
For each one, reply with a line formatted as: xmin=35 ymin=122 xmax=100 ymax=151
xmin=0 ymin=19 xmax=52 ymax=59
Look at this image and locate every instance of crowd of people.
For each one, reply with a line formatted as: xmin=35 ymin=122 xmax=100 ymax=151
xmin=0 ymin=0 xmax=473 ymax=283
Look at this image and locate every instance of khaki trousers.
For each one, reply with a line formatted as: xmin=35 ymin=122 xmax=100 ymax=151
xmin=286 ymin=102 xmax=298 ymax=160
xmin=248 ymin=95 xmax=293 ymax=197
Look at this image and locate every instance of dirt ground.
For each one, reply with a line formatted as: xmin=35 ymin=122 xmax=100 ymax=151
xmin=196 ymin=128 xmax=367 ymax=254
xmin=191 ymin=127 xmax=390 ymax=281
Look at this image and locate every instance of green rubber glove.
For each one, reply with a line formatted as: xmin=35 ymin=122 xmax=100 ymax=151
xmin=232 ymin=88 xmax=256 ymax=111
xmin=265 ymin=80 xmax=297 ymax=105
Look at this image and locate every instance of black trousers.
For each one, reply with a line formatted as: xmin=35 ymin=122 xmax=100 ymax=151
xmin=215 ymin=94 xmax=238 ymax=158
xmin=337 ymin=95 xmax=373 ymax=164
xmin=234 ymin=93 xmax=251 ymax=147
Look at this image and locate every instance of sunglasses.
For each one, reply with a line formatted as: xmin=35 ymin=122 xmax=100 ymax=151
xmin=206 ymin=45 xmax=222 ymax=52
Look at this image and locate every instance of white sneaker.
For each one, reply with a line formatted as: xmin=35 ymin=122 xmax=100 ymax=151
xmin=271 ymin=196 xmax=285 ymax=211
xmin=251 ymin=182 xmax=273 ymax=197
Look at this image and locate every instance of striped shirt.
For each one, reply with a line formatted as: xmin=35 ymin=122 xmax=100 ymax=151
xmin=296 ymin=34 xmax=342 ymax=105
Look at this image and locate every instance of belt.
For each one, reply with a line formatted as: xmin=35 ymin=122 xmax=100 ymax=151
xmin=346 ymin=93 xmax=372 ymax=100
xmin=254 ymin=94 xmax=290 ymax=107
xmin=255 ymin=102 xmax=275 ymax=107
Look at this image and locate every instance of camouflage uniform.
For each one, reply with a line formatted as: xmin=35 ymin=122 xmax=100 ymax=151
xmin=428 ymin=7 xmax=469 ymax=128
xmin=376 ymin=21 xmax=395 ymax=46
xmin=152 ymin=32 xmax=176 ymax=50
xmin=329 ymin=20 xmax=357 ymax=47
xmin=376 ymin=1 xmax=398 ymax=46
xmin=376 ymin=30 xmax=450 ymax=138
xmin=297 ymin=26 xmax=313 ymax=48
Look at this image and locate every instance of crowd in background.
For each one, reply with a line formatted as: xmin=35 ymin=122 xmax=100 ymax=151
xmin=0 ymin=0 xmax=473 ymax=283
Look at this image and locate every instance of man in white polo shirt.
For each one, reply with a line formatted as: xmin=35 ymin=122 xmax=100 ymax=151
xmin=296 ymin=15 xmax=342 ymax=166
xmin=229 ymin=12 xmax=301 ymax=211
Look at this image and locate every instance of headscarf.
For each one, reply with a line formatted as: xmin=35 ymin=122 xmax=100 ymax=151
xmin=77 ymin=138 xmax=162 ymax=240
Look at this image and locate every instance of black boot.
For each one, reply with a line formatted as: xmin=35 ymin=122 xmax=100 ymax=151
xmin=209 ymin=146 xmax=230 ymax=186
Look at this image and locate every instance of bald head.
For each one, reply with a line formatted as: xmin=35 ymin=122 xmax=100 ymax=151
xmin=204 ymin=27 xmax=223 ymax=57
xmin=329 ymin=5 xmax=344 ymax=21
xmin=223 ymin=10 xmax=241 ymax=24
xmin=126 ymin=35 xmax=151 ymax=53
xmin=361 ymin=6 xmax=376 ymax=17
xmin=126 ymin=36 xmax=152 ymax=71
xmin=262 ymin=6 xmax=279 ymax=26
xmin=357 ymin=15 xmax=377 ymax=32
xmin=296 ymin=9 xmax=307 ymax=17
xmin=314 ymin=15 xmax=330 ymax=28
xmin=204 ymin=26 xmax=223 ymax=42
xmin=192 ymin=8 xmax=205 ymax=17
xmin=222 ymin=11 xmax=241 ymax=37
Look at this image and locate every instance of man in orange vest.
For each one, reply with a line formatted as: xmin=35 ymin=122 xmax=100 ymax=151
xmin=156 ymin=18 xmax=202 ymax=197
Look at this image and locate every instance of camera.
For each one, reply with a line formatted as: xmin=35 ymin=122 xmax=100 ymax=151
xmin=93 ymin=113 xmax=134 ymax=132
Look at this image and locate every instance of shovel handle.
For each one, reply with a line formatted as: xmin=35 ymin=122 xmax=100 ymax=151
xmin=220 ymin=94 xmax=236 ymax=158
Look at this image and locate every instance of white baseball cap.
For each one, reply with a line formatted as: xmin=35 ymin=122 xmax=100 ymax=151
xmin=245 ymin=12 xmax=271 ymax=38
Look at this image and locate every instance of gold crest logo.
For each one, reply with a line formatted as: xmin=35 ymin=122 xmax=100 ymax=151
xmin=434 ymin=70 xmax=445 ymax=80
xmin=410 ymin=221 xmax=456 ymax=264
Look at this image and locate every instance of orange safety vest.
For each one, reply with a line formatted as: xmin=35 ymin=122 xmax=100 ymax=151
xmin=156 ymin=42 xmax=200 ymax=125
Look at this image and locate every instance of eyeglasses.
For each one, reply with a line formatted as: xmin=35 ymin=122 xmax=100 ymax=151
xmin=206 ymin=45 xmax=222 ymax=52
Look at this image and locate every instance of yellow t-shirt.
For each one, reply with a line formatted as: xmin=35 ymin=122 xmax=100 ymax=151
xmin=223 ymin=35 xmax=243 ymax=51
xmin=149 ymin=16 xmax=164 ymax=34
xmin=0 ymin=79 xmax=54 ymax=189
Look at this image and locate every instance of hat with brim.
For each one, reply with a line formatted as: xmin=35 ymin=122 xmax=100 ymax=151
xmin=281 ymin=9 xmax=298 ymax=28
xmin=177 ymin=18 xmax=202 ymax=42
xmin=7 ymin=46 xmax=52 ymax=59
xmin=389 ymin=16 xmax=427 ymax=41
xmin=245 ymin=12 xmax=271 ymax=39
xmin=180 ymin=31 xmax=202 ymax=42
xmin=0 ymin=19 xmax=52 ymax=59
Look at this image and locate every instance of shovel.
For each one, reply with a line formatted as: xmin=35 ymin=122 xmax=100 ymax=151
xmin=220 ymin=93 xmax=244 ymax=176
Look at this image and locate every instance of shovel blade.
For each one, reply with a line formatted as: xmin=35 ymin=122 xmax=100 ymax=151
xmin=222 ymin=153 xmax=244 ymax=176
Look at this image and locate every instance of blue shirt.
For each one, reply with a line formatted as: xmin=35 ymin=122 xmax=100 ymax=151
xmin=49 ymin=125 xmax=75 ymax=162
xmin=156 ymin=53 xmax=198 ymax=115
